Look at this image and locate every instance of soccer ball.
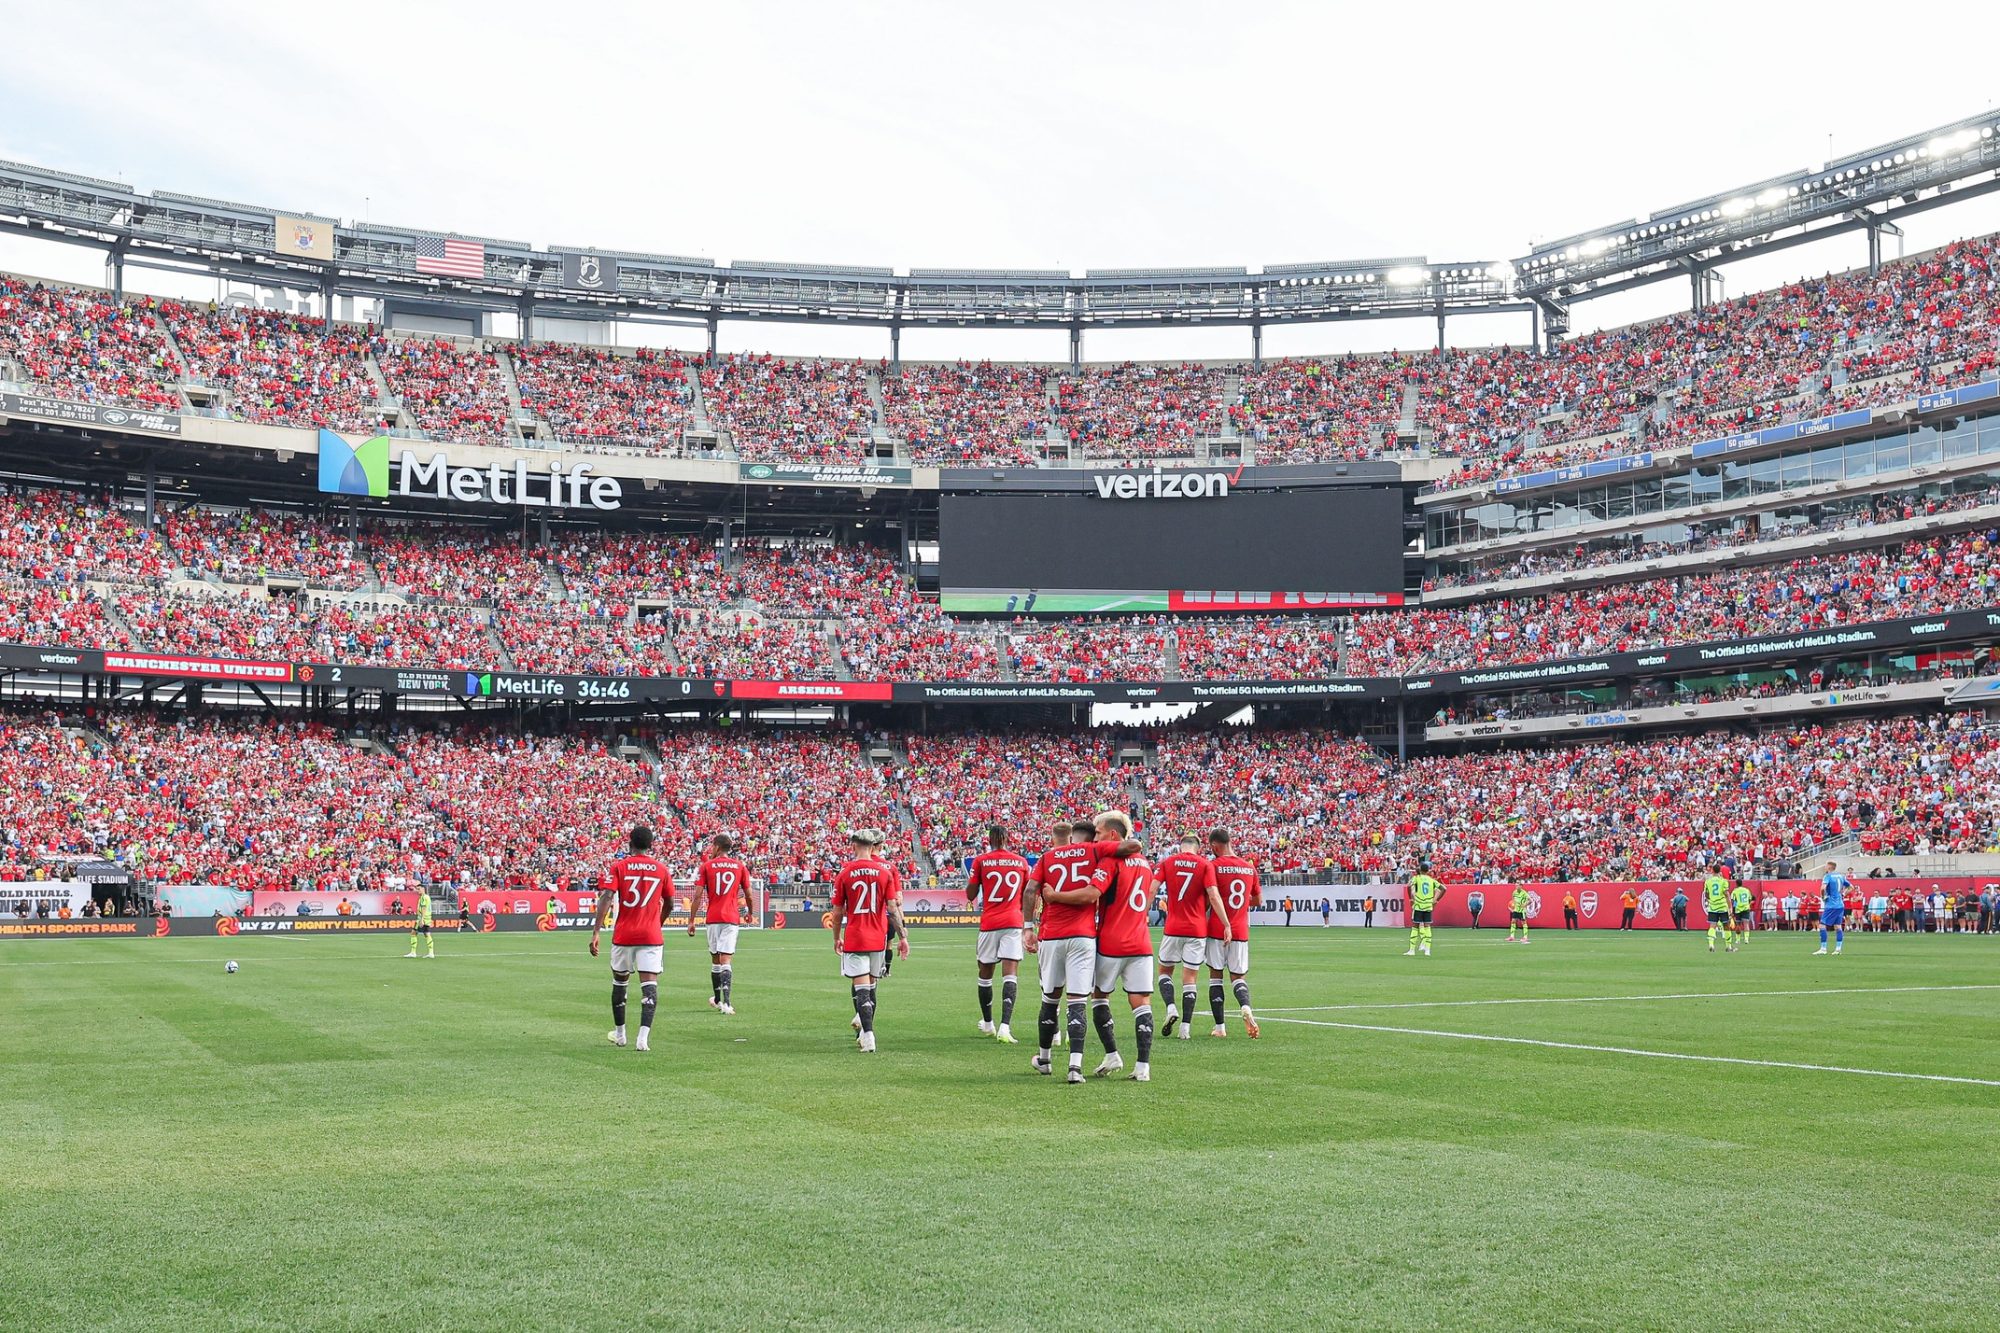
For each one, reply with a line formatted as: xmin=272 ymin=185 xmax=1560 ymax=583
xmin=225 ymin=960 xmax=239 ymax=974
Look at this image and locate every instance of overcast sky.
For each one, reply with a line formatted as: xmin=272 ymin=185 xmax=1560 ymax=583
xmin=2 ymin=0 xmax=1996 ymax=359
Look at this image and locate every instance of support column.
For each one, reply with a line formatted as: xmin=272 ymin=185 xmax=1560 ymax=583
xmin=144 ymin=458 xmax=157 ymax=528
xmin=1250 ymin=320 xmax=1263 ymax=369
xmin=706 ymin=316 xmax=719 ymax=357
xmin=1529 ymin=304 xmax=1540 ymax=354
xmin=1690 ymin=266 xmax=1704 ymax=312
xmin=1396 ymin=700 xmax=1407 ymax=763
xmin=1866 ymin=224 xmax=1882 ymax=276
xmin=1068 ymin=325 xmax=1082 ymax=372
xmin=322 ymin=273 xmax=338 ymax=322
xmin=1435 ymin=302 xmax=1446 ymax=351
xmin=107 ymin=248 xmax=125 ymax=301
xmin=889 ymin=321 xmax=901 ymax=369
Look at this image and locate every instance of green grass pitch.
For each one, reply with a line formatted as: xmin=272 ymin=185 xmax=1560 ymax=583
xmin=2 ymin=927 xmax=1995 ymax=1331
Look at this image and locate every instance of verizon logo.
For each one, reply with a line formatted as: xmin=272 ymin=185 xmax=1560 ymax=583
xmin=1092 ymin=465 xmax=1239 ymax=500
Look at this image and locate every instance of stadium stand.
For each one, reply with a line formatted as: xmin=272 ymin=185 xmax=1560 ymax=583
xmin=0 ymin=278 xmax=183 ymax=409
xmin=373 ymin=334 xmax=513 ymax=445
xmin=698 ymin=354 xmax=875 ymax=462
xmin=511 ymin=343 xmax=696 ymax=451
xmin=160 ymin=303 xmax=380 ymax=431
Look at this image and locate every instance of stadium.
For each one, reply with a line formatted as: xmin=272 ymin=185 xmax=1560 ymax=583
xmin=3 ymin=9 xmax=1998 ymax=1330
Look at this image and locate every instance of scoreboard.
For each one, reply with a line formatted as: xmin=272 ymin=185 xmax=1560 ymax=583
xmin=937 ymin=477 xmax=1407 ymax=613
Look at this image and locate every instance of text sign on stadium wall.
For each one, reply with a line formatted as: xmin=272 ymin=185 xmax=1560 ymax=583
xmin=397 ymin=451 xmax=622 ymax=511
xmin=0 ymin=391 xmax=183 ymax=435
xmin=1091 ymin=467 xmax=1235 ymax=500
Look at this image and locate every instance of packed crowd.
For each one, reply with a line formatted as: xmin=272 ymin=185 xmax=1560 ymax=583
xmin=1349 ymin=529 xmax=2000 ymax=674
xmin=647 ymin=727 xmax=908 ymax=883
xmin=373 ymin=335 xmax=513 ymax=445
xmin=898 ymin=730 xmax=1133 ymax=865
xmin=698 ymin=354 xmax=875 ymax=463
xmin=0 ymin=278 xmax=183 ymax=409
xmin=881 ymin=362 xmax=1053 ymax=466
xmin=0 ymin=488 xmax=174 ymax=583
xmin=12 ymin=704 xmax=2000 ymax=890
xmin=0 ymin=232 xmax=1988 ymax=482
xmin=162 ymin=303 xmax=381 ymax=431
xmin=1053 ymin=363 xmax=1225 ymax=457
xmin=164 ymin=508 xmax=372 ymax=590
xmin=512 ymin=344 xmax=696 ymax=450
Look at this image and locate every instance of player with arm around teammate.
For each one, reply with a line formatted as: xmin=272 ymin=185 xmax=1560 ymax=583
xmin=590 ymin=825 xmax=672 ymax=1053
xmin=1206 ymin=828 xmax=1262 ymax=1039
xmin=831 ymin=829 xmax=908 ymax=1052
xmin=1030 ymin=819 xmax=1107 ymax=1082
xmin=690 ymin=832 xmax=753 ymax=1015
xmin=968 ymin=824 xmax=1031 ymax=1043
xmin=1815 ymin=861 xmax=1851 ymax=956
xmin=1084 ymin=814 xmax=1159 ymax=1082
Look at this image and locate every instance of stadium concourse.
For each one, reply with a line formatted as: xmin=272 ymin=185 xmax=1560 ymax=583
xmin=8 ymin=707 xmax=2000 ymax=895
xmin=0 ymin=230 xmax=1989 ymax=479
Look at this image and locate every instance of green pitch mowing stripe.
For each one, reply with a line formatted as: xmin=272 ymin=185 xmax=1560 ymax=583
xmin=2 ymin=929 xmax=1995 ymax=1331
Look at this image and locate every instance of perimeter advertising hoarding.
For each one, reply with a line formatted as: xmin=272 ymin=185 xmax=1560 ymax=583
xmin=2 ymin=601 xmax=1997 ymax=704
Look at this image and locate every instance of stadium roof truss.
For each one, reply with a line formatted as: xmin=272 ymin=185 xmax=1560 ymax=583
xmin=0 ymin=110 xmax=1994 ymax=334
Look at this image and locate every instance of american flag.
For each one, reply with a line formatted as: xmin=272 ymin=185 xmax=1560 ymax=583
xmin=413 ymin=235 xmax=485 ymax=278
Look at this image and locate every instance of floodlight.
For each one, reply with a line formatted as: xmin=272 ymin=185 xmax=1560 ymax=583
xmin=1385 ymin=266 xmax=1428 ymax=286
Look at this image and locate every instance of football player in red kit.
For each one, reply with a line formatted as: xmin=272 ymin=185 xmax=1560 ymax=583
xmin=589 ymin=825 xmax=674 ymax=1053
xmin=1085 ymin=812 xmax=1158 ymax=1082
xmin=1029 ymin=819 xmax=1105 ymax=1082
xmin=1153 ymin=832 xmax=1227 ymax=1041
xmin=968 ymin=824 xmax=1032 ymax=1043
xmin=1206 ymin=828 xmax=1261 ymax=1038
xmin=690 ymin=832 xmax=753 ymax=1015
xmin=830 ymin=828 xmax=907 ymax=1053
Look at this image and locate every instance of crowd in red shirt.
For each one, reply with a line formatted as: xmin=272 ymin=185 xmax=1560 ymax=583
xmin=163 ymin=303 xmax=380 ymax=431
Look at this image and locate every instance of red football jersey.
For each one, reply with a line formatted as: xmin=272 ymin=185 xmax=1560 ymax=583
xmin=606 ymin=853 xmax=673 ymax=947
xmin=696 ymin=855 xmax=752 ymax=925
xmin=1091 ymin=851 xmax=1155 ymax=957
xmin=1155 ymin=850 xmax=1215 ymax=937
xmin=832 ymin=857 xmax=900 ymax=953
xmin=1032 ymin=842 xmax=1101 ymax=940
xmin=1209 ymin=853 xmax=1260 ymax=941
xmin=968 ymin=848 xmax=1032 ymax=931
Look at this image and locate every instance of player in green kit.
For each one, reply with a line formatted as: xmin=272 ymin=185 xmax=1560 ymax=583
xmin=1730 ymin=880 xmax=1754 ymax=950
xmin=1702 ymin=866 xmax=1734 ymax=954
xmin=1506 ymin=886 xmax=1531 ymax=942
xmin=405 ymin=887 xmax=435 ymax=958
xmin=1404 ymin=866 xmax=1444 ymax=957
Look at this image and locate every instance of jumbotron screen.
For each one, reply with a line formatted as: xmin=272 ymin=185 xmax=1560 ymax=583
xmin=938 ymin=484 xmax=1406 ymax=613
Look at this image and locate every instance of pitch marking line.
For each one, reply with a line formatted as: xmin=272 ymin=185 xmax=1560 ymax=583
xmin=1263 ymin=983 xmax=2000 ymax=1015
xmin=1265 ymin=1016 xmax=2000 ymax=1088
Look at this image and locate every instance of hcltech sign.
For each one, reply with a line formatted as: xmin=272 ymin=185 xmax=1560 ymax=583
xmin=1090 ymin=467 xmax=1233 ymax=500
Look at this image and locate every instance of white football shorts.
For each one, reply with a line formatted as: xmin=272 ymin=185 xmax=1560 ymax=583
xmin=1092 ymin=952 xmax=1154 ymax=995
xmin=1037 ymin=936 xmax=1096 ymax=997
xmin=705 ymin=923 xmax=740 ymax=956
xmin=610 ymin=944 xmax=663 ymax=975
xmin=975 ymin=928 xmax=1024 ymax=964
xmin=840 ymin=950 xmax=886 ymax=979
xmin=1159 ymin=933 xmax=1206 ymax=967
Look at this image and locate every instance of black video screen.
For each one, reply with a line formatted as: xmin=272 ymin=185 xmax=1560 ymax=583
xmin=939 ymin=487 xmax=1405 ymax=593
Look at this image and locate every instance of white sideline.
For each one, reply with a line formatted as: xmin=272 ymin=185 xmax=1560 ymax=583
xmin=1262 ymin=983 xmax=2000 ymax=1014
xmin=1264 ymin=1015 xmax=2000 ymax=1087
